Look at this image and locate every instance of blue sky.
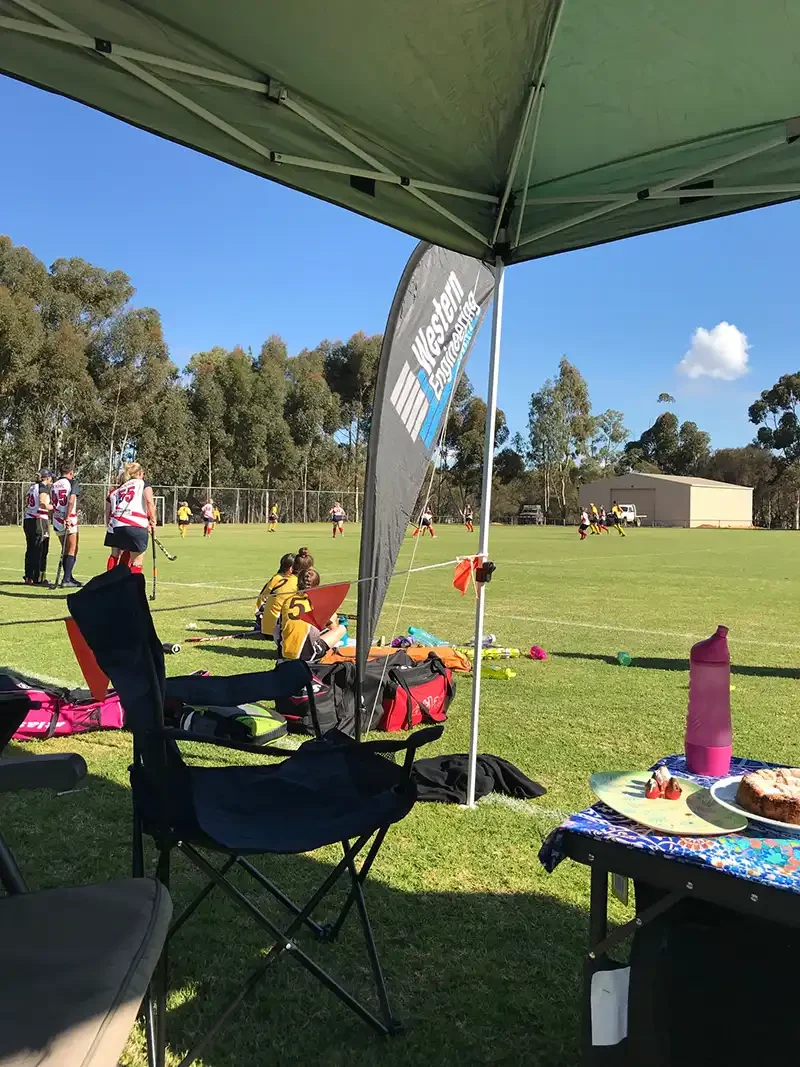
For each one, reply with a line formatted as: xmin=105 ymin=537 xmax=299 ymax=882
xmin=2 ymin=75 xmax=798 ymax=450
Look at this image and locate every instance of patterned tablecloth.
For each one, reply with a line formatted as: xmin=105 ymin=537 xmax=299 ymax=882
xmin=539 ymin=754 xmax=800 ymax=894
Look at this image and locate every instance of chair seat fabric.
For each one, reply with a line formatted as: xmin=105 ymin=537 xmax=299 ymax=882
xmin=0 ymin=878 xmax=172 ymax=1067
xmin=189 ymin=733 xmax=416 ymax=853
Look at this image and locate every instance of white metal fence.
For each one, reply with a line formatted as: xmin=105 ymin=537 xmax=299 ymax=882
xmin=0 ymin=482 xmax=361 ymax=526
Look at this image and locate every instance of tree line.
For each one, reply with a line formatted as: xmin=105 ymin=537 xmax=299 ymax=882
xmin=2 ymin=235 xmax=798 ymax=526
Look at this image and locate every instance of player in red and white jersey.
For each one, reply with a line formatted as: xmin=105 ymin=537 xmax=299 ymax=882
xmin=52 ymin=462 xmax=83 ymax=587
xmin=104 ymin=461 xmax=157 ymax=575
xmin=23 ymin=469 xmax=54 ymax=585
xmin=201 ymin=499 xmax=215 ymax=537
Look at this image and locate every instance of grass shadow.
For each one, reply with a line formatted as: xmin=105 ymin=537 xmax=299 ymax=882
xmin=551 ymin=651 xmax=800 ymax=679
xmin=198 ymin=645 xmax=279 ymax=661
xmin=0 ymin=587 xmax=68 ymax=600
xmin=0 ymin=738 xmax=585 ymax=1067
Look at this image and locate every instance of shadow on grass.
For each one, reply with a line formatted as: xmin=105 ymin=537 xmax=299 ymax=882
xmin=197 ymin=645 xmax=279 ymax=662
xmin=0 ymin=586 xmax=68 ymax=600
xmin=551 ymin=651 xmax=800 ymax=679
xmin=0 ymin=740 xmax=584 ymax=1067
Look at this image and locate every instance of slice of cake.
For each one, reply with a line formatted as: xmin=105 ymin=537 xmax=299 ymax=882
xmin=736 ymin=768 xmax=800 ymax=825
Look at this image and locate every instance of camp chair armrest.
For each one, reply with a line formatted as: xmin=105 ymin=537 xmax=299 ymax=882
xmin=362 ymin=725 xmax=444 ymax=768
xmin=155 ymin=728 xmax=291 ymax=759
xmin=0 ymin=753 xmax=87 ymax=793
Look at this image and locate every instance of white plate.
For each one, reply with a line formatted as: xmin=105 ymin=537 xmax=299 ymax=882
xmin=710 ymin=775 xmax=800 ymax=833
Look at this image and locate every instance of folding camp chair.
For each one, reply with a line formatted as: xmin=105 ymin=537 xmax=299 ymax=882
xmin=67 ymin=567 xmax=442 ymax=1067
xmin=0 ymin=691 xmax=172 ymax=1067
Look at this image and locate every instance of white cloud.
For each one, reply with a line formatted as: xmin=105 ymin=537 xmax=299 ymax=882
xmin=677 ymin=322 xmax=750 ymax=381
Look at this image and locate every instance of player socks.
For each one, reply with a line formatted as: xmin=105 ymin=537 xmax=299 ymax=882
xmin=106 ymin=555 xmax=117 ymax=571
xmin=63 ymin=555 xmax=75 ymax=581
xmin=130 ymin=564 xmax=143 ymax=575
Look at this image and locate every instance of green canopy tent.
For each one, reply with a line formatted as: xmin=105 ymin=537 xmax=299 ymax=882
xmin=3 ymin=0 xmax=799 ymax=802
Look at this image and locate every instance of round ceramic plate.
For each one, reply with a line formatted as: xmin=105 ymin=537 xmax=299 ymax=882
xmin=590 ymin=771 xmax=746 ymax=835
xmin=710 ymin=775 xmax=800 ymax=833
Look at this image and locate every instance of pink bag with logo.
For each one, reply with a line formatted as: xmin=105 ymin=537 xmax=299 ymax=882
xmin=0 ymin=671 xmax=125 ymax=741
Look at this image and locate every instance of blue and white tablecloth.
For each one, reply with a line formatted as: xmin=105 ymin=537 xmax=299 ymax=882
xmin=539 ymin=754 xmax=800 ymax=894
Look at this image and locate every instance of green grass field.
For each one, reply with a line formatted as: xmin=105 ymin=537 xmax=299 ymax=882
xmin=1 ymin=522 xmax=799 ymax=1066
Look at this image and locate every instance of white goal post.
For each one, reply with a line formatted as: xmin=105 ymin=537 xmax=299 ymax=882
xmin=153 ymin=495 xmax=166 ymax=527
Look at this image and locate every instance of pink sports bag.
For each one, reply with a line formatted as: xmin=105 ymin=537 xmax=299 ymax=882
xmin=0 ymin=671 xmax=125 ymax=741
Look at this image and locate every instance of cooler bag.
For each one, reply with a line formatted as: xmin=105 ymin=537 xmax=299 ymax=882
xmin=378 ymin=656 xmax=454 ymax=732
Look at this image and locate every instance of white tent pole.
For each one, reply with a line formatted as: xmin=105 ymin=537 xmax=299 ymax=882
xmin=466 ymin=257 xmax=505 ymax=809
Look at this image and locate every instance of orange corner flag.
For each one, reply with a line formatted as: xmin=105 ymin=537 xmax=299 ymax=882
xmin=65 ymin=618 xmax=109 ymax=700
xmin=300 ymin=583 xmax=351 ymax=629
xmin=453 ymin=557 xmax=480 ymax=596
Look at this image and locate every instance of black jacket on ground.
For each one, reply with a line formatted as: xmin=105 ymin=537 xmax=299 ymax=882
xmin=411 ymin=754 xmax=546 ymax=804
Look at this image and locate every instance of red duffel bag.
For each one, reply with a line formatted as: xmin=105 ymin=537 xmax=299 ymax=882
xmin=378 ymin=655 xmax=453 ymax=732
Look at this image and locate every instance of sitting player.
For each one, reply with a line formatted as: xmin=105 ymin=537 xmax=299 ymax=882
xmin=293 ymin=547 xmax=313 ymax=575
xmin=177 ymin=501 xmax=192 ymax=537
xmin=275 ymin=567 xmax=347 ymax=662
xmin=255 ymin=552 xmax=297 ymax=635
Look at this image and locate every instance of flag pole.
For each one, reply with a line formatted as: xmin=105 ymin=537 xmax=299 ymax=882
xmin=466 ymin=256 xmax=505 ymax=808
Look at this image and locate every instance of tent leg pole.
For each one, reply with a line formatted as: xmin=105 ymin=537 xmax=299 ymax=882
xmin=466 ymin=257 xmax=505 ymax=808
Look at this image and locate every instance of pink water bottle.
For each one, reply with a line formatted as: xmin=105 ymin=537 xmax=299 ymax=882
xmin=685 ymin=625 xmax=731 ymax=776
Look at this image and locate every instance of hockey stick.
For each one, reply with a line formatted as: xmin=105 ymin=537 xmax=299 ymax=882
xmin=153 ymin=535 xmax=177 ymax=561
xmin=149 ymin=535 xmax=157 ymax=602
xmin=53 ymin=528 xmax=69 ymax=590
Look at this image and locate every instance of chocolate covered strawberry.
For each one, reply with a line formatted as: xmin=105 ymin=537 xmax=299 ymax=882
xmin=644 ymin=776 xmax=661 ymax=799
xmin=664 ymin=777 xmax=683 ymax=800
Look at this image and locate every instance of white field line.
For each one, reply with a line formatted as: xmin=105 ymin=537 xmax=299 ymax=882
xmin=381 ymin=600 xmax=799 ymax=651
xmin=1 ymin=566 xmax=796 ymax=651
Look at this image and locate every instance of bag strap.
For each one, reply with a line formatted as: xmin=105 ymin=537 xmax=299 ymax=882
xmin=388 ymin=668 xmax=437 ymax=730
xmin=428 ymin=655 xmax=455 ymax=704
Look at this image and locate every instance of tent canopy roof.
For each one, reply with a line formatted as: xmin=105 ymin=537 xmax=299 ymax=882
xmin=2 ymin=0 xmax=799 ymax=262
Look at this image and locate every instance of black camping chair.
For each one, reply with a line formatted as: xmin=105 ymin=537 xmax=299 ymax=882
xmin=67 ymin=567 xmax=442 ymax=1067
xmin=0 ymin=692 xmax=173 ymax=1067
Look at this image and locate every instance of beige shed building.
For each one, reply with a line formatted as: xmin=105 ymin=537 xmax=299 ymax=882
xmin=579 ymin=472 xmax=753 ymax=528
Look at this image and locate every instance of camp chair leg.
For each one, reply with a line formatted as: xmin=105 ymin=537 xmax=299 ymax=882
xmin=342 ymin=841 xmax=399 ymax=1031
xmin=0 ymin=830 xmax=28 ymax=894
xmin=172 ymin=837 xmax=393 ymax=1065
xmin=323 ymin=828 xmax=388 ymax=942
xmin=154 ymin=850 xmax=171 ymax=1067
xmin=168 ymin=854 xmax=237 ymax=941
xmin=236 ymin=855 xmax=326 ymax=938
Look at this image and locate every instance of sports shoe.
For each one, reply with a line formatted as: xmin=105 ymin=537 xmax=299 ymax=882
xmin=61 ymin=578 xmax=84 ymax=588
xmin=24 ymin=577 xmax=34 ymax=585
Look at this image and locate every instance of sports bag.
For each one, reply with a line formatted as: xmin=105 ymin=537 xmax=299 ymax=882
xmin=0 ymin=671 xmax=125 ymax=741
xmin=378 ymin=656 xmax=454 ymax=732
xmin=275 ymin=661 xmax=356 ymax=737
xmin=177 ymin=702 xmax=287 ymax=746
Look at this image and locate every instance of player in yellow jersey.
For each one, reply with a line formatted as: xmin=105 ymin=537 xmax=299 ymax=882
xmin=176 ymin=501 xmax=192 ymax=537
xmin=255 ymin=553 xmax=298 ymax=634
xmin=267 ymin=505 xmax=279 ymax=533
xmin=275 ymin=568 xmax=347 ymax=661
xmin=610 ymin=500 xmax=627 ymax=537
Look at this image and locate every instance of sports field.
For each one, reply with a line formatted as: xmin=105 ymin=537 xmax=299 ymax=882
xmin=1 ymin=522 xmax=799 ymax=1066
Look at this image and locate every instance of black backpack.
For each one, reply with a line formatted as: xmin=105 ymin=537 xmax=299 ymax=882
xmin=275 ymin=661 xmax=357 ymax=737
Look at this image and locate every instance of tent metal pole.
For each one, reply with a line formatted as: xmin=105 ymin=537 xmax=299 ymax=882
xmin=465 ymin=257 xmax=505 ymax=809
xmin=518 ymin=128 xmax=791 ymax=250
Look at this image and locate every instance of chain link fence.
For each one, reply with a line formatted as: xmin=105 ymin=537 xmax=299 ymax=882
xmin=0 ymin=482 xmax=361 ymax=526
